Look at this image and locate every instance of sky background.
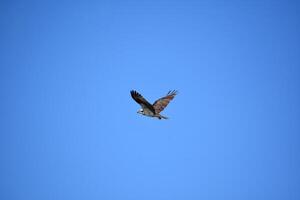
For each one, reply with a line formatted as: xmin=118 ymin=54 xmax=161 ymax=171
xmin=1 ymin=0 xmax=300 ymax=199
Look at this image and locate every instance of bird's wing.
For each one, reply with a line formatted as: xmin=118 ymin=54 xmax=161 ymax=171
xmin=130 ymin=90 xmax=156 ymax=114
xmin=152 ymin=90 xmax=178 ymax=114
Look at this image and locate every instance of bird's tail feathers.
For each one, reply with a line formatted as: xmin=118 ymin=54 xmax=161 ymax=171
xmin=159 ymin=115 xmax=168 ymax=120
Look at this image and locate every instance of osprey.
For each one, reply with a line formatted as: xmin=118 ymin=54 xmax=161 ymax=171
xmin=130 ymin=90 xmax=178 ymax=119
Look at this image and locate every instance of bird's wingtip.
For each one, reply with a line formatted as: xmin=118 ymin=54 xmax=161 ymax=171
xmin=167 ymin=90 xmax=178 ymax=95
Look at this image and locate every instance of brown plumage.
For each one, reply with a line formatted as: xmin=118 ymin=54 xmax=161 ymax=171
xmin=153 ymin=90 xmax=178 ymax=114
xmin=130 ymin=90 xmax=178 ymax=119
xmin=130 ymin=90 xmax=156 ymax=114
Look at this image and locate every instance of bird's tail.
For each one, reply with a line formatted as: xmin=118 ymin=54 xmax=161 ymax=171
xmin=158 ymin=115 xmax=168 ymax=120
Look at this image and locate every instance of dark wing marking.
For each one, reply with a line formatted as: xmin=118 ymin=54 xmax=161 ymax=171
xmin=152 ymin=90 xmax=178 ymax=114
xmin=130 ymin=90 xmax=156 ymax=114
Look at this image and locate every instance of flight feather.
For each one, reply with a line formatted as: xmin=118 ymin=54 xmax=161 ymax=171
xmin=152 ymin=90 xmax=178 ymax=114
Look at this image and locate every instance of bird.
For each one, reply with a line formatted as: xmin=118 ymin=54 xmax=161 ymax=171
xmin=130 ymin=90 xmax=178 ymax=119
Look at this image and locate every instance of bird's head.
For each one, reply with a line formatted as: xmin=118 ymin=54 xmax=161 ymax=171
xmin=137 ymin=109 xmax=144 ymax=115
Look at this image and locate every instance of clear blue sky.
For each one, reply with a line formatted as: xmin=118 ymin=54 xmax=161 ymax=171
xmin=1 ymin=0 xmax=300 ymax=199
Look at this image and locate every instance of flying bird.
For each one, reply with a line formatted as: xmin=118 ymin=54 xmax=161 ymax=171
xmin=130 ymin=90 xmax=178 ymax=119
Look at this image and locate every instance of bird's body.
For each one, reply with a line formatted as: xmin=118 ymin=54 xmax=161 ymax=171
xmin=137 ymin=108 xmax=168 ymax=119
xmin=130 ymin=90 xmax=177 ymax=120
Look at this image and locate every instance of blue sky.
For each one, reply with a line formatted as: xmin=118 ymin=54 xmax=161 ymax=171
xmin=1 ymin=0 xmax=300 ymax=199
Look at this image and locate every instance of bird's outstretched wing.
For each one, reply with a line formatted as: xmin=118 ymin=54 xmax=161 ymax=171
xmin=153 ymin=90 xmax=178 ymax=114
xmin=130 ymin=90 xmax=156 ymax=114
